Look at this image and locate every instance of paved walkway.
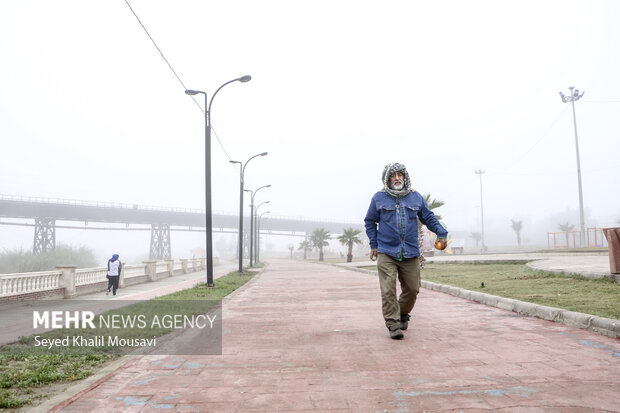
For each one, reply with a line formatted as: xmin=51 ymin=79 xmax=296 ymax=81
xmin=45 ymin=259 xmax=619 ymax=412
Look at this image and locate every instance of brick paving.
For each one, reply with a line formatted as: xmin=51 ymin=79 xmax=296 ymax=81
xmin=49 ymin=259 xmax=620 ymax=412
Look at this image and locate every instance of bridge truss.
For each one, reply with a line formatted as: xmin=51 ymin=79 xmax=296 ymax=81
xmin=0 ymin=195 xmax=364 ymax=259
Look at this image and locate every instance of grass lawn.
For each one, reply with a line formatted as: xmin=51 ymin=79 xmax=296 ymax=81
xmin=313 ymin=257 xmax=369 ymax=264
xmin=421 ymin=263 xmax=620 ymax=320
xmin=358 ymin=262 xmax=620 ymax=320
xmin=0 ymin=271 xmax=255 ymax=409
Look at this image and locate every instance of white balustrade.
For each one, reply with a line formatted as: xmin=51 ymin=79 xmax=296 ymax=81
xmin=0 ymin=271 xmax=62 ymax=297
xmin=123 ymin=264 xmax=146 ymax=279
xmin=0 ymin=259 xmax=198 ymax=298
xmin=75 ymin=268 xmax=107 ymax=286
xmin=155 ymin=262 xmax=169 ymax=274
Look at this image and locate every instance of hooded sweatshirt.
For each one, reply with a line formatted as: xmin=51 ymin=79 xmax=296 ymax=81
xmin=107 ymin=254 xmax=121 ymax=276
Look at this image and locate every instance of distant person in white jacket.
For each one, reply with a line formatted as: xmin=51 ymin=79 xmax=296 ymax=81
xmin=106 ymin=254 xmax=122 ymax=296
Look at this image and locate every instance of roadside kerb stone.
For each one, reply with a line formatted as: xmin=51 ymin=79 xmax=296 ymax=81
xmin=326 ymin=262 xmax=620 ymax=339
xmin=423 ymin=280 xmax=619 ymax=338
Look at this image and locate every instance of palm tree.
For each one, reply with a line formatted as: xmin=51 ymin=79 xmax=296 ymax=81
xmin=511 ymin=219 xmax=523 ymax=248
xmin=471 ymin=232 xmax=482 ymax=249
xmin=298 ymin=240 xmax=312 ymax=260
xmin=310 ymin=228 xmax=331 ymax=261
xmin=419 ymin=194 xmax=445 ymax=269
xmin=423 ymin=194 xmax=444 ymax=220
xmin=338 ymin=228 xmax=362 ymax=263
xmin=558 ymin=222 xmax=575 ymax=248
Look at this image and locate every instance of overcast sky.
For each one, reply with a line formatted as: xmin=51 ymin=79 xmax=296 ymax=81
xmin=1 ymin=0 xmax=619 ymax=258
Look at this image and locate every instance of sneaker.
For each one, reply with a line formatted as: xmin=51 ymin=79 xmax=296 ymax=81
xmin=389 ymin=328 xmax=404 ymax=340
xmin=106 ymin=289 xmax=110 ymax=296
xmin=400 ymin=314 xmax=411 ymax=330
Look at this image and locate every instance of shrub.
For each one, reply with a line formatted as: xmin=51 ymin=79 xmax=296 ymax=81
xmin=0 ymin=245 xmax=97 ymax=274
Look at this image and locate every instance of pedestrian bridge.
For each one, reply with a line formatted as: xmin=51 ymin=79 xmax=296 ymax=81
xmin=0 ymin=195 xmax=364 ymax=259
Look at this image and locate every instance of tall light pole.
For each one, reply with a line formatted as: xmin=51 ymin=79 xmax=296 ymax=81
xmin=257 ymin=210 xmax=270 ymax=264
xmin=255 ymin=201 xmax=270 ymax=264
xmin=185 ymin=75 xmax=251 ymax=286
xmin=230 ymin=152 xmax=268 ymax=272
xmin=244 ymin=184 xmax=271 ymax=266
xmin=474 ymin=169 xmax=485 ymax=252
xmin=560 ymin=86 xmax=586 ymax=247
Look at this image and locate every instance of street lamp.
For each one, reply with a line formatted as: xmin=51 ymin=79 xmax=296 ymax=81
xmin=474 ymin=169 xmax=485 ymax=252
xmin=255 ymin=201 xmax=270 ymax=264
xmin=230 ymin=152 xmax=268 ymax=272
xmin=257 ymin=210 xmax=270 ymax=264
xmin=184 ymin=75 xmax=251 ymax=286
xmin=559 ymin=86 xmax=586 ymax=247
xmin=244 ymin=184 xmax=271 ymax=266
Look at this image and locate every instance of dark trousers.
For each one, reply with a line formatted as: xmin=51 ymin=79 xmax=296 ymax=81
xmin=107 ymin=275 xmax=119 ymax=295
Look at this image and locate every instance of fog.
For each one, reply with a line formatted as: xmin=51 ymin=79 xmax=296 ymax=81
xmin=1 ymin=1 xmax=620 ymax=263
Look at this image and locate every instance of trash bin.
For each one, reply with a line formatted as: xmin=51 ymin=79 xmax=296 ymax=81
xmin=603 ymin=227 xmax=620 ymax=274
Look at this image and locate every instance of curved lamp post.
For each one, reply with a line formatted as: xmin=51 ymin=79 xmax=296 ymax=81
xmin=257 ymin=210 xmax=270 ymax=264
xmin=255 ymin=201 xmax=270 ymax=264
xmin=185 ymin=75 xmax=251 ymax=286
xmin=230 ymin=152 xmax=268 ymax=272
xmin=244 ymin=184 xmax=271 ymax=266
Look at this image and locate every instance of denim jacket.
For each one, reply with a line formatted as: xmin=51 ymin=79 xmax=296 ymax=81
xmin=364 ymin=190 xmax=448 ymax=258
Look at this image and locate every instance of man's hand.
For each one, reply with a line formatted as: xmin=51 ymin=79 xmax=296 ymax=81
xmin=434 ymin=238 xmax=447 ymax=251
xmin=370 ymin=249 xmax=378 ymax=261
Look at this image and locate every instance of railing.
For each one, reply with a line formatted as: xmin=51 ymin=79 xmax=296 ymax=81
xmin=0 ymin=258 xmax=206 ymax=299
xmin=0 ymin=270 xmax=62 ymax=297
xmin=123 ymin=264 xmax=147 ymax=279
xmin=75 ymin=268 xmax=107 ymax=286
xmin=547 ymin=227 xmax=609 ymax=249
xmin=0 ymin=194 xmax=357 ymax=224
xmin=0 ymin=194 xmax=205 ymax=214
xmin=155 ymin=262 xmax=169 ymax=274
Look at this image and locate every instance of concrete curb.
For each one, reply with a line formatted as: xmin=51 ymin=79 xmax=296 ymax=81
xmin=328 ymin=262 xmax=620 ymax=339
xmin=421 ymin=280 xmax=619 ymax=339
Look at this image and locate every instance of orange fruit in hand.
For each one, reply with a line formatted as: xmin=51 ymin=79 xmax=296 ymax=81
xmin=434 ymin=239 xmax=446 ymax=250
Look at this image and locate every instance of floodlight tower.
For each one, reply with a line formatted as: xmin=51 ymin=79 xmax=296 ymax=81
xmin=474 ymin=169 xmax=486 ymax=252
xmin=559 ymin=86 xmax=586 ymax=247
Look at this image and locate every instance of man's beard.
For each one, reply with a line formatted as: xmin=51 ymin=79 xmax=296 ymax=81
xmin=392 ymin=182 xmax=404 ymax=190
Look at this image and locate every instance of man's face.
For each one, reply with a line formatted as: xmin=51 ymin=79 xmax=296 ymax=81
xmin=390 ymin=171 xmax=404 ymax=190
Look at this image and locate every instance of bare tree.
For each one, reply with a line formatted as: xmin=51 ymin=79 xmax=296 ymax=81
xmin=511 ymin=219 xmax=523 ymax=248
xmin=471 ymin=232 xmax=482 ymax=249
xmin=287 ymin=244 xmax=294 ymax=259
xmin=558 ymin=222 xmax=575 ymax=248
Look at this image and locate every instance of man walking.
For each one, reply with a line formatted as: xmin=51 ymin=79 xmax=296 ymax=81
xmin=364 ymin=163 xmax=447 ymax=339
